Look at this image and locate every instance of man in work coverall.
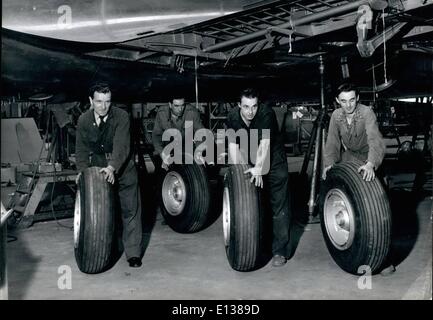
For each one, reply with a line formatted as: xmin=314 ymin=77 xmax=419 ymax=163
xmin=75 ymin=82 xmax=143 ymax=268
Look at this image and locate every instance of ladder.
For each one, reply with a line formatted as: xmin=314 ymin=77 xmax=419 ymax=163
xmin=7 ymin=170 xmax=77 ymax=229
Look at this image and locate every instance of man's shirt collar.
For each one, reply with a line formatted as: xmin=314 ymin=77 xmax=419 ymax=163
xmin=94 ymin=111 xmax=109 ymax=126
xmin=336 ymin=105 xmax=364 ymax=122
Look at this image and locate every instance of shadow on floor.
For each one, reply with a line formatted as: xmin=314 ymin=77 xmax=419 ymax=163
xmin=383 ymin=156 xmax=431 ymax=269
xmin=287 ymin=172 xmax=311 ymax=259
xmin=5 ymin=229 xmax=41 ymax=300
xmin=386 ymin=188 xmax=422 ymax=268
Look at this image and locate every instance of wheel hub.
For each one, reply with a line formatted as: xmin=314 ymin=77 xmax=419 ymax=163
xmin=169 ymin=181 xmax=183 ymax=201
xmin=162 ymin=172 xmax=186 ymax=216
xmin=335 ymin=210 xmax=349 ymax=229
xmin=324 ymin=189 xmax=355 ymax=250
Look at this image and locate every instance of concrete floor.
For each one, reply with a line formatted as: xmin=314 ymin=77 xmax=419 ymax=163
xmin=1 ymin=156 xmax=432 ymax=300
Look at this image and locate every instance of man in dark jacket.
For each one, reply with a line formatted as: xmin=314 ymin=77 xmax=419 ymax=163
xmin=75 ymin=83 xmax=143 ymax=268
xmin=226 ymin=88 xmax=292 ymax=267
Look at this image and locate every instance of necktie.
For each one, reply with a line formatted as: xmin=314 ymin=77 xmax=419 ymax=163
xmin=99 ymin=116 xmax=106 ymax=131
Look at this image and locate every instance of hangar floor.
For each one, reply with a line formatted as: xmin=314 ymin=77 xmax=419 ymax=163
xmin=1 ymin=155 xmax=432 ymax=300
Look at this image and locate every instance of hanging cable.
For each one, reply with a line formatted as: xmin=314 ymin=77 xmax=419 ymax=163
xmin=288 ymin=33 xmax=293 ymax=53
xmin=288 ymin=16 xmax=294 ymax=53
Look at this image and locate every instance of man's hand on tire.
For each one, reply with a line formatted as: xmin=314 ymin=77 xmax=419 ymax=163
xmin=322 ymin=165 xmax=333 ymax=180
xmin=358 ymin=162 xmax=375 ymax=181
xmin=195 ymin=152 xmax=206 ymax=165
xmin=75 ymin=172 xmax=82 ymax=184
xmin=100 ymin=165 xmax=115 ymax=184
xmin=161 ymin=151 xmax=170 ymax=171
xmin=244 ymin=167 xmax=264 ymax=188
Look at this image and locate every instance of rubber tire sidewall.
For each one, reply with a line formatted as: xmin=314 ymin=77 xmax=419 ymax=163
xmin=74 ymin=167 xmax=115 ymax=274
xmin=160 ymin=163 xmax=211 ymax=233
xmin=224 ymin=164 xmax=263 ymax=271
xmin=320 ymin=161 xmax=392 ymax=275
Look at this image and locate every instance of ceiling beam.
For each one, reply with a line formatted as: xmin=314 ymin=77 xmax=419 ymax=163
xmin=204 ymin=0 xmax=370 ymax=52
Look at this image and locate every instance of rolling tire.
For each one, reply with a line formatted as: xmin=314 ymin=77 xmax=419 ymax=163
xmin=160 ymin=162 xmax=211 ymax=233
xmin=223 ymin=164 xmax=263 ymax=271
xmin=320 ymin=161 xmax=392 ymax=275
xmin=74 ymin=167 xmax=115 ymax=274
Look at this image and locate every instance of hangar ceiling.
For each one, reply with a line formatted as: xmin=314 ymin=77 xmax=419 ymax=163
xmin=1 ymin=0 xmax=432 ymax=102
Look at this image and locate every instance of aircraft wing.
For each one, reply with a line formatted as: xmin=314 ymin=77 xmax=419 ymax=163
xmin=1 ymin=0 xmax=265 ymax=43
xmin=85 ymin=0 xmax=432 ymax=92
xmin=2 ymin=0 xmax=432 ymax=100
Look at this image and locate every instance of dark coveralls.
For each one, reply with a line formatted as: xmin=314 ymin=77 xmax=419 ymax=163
xmin=151 ymin=104 xmax=204 ymax=167
xmin=226 ymin=105 xmax=291 ymax=257
xmin=75 ymin=106 xmax=142 ymax=259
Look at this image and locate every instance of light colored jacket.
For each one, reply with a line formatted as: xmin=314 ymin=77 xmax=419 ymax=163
xmin=324 ymin=104 xmax=386 ymax=169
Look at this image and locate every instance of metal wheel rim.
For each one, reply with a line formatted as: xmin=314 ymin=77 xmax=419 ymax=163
xmin=162 ymin=171 xmax=187 ymax=216
xmin=323 ymin=188 xmax=355 ymax=250
xmin=222 ymin=185 xmax=231 ymax=247
xmin=73 ymin=190 xmax=81 ymax=248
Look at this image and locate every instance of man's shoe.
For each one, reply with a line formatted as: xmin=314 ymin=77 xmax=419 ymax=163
xmin=272 ymin=255 xmax=287 ymax=267
xmin=380 ymin=264 xmax=396 ymax=276
xmin=128 ymin=257 xmax=142 ymax=268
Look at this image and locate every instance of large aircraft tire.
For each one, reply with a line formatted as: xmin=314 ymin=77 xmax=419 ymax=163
xmin=74 ymin=167 xmax=115 ymax=274
xmin=223 ymin=164 xmax=264 ymax=271
xmin=160 ymin=163 xmax=211 ymax=233
xmin=320 ymin=161 xmax=392 ymax=275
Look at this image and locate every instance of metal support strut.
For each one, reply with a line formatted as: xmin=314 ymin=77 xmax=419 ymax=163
xmin=301 ymin=55 xmax=328 ymax=223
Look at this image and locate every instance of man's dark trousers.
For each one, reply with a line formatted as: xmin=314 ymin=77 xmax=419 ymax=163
xmin=265 ymin=160 xmax=291 ymax=257
xmin=116 ymin=163 xmax=142 ymax=259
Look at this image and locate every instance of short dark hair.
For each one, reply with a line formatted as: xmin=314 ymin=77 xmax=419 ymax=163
xmin=89 ymin=82 xmax=111 ymax=98
xmin=336 ymin=82 xmax=358 ymax=97
xmin=239 ymin=88 xmax=259 ymax=101
xmin=170 ymin=96 xmax=185 ymax=103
